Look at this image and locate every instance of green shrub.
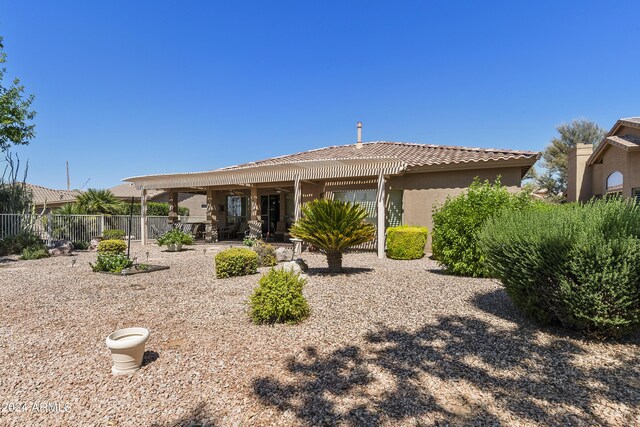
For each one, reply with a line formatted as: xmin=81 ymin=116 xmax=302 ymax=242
xmin=386 ymin=226 xmax=429 ymax=260
xmin=91 ymin=252 xmax=134 ymax=273
xmin=0 ymin=231 xmax=42 ymax=256
xmin=103 ymin=229 xmax=125 ymax=240
xmin=156 ymin=228 xmax=194 ymax=247
xmin=21 ymin=246 xmax=49 ymax=260
xmin=479 ymin=199 xmax=640 ymax=338
xmin=97 ymin=239 xmax=127 ymax=254
xmin=431 ymin=177 xmax=533 ymax=277
xmin=243 ymin=236 xmax=256 ymax=247
xmin=124 ymin=202 xmax=189 ymax=216
xmin=215 ymin=248 xmax=258 ymax=278
xmin=249 ymin=268 xmax=310 ymax=324
xmin=72 ymin=241 xmax=90 ymax=250
xmin=253 ymin=241 xmax=277 ymax=267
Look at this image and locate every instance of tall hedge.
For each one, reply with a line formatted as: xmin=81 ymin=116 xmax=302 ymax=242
xmin=431 ymin=177 xmax=533 ymax=277
xmin=479 ymin=199 xmax=640 ymax=338
xmin=386 ymin=226 xmax=429 ymax=260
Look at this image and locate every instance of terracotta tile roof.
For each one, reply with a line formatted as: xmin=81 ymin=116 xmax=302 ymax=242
xmin=218 ymin=141 xmax=540 ymax=171
xmin=620 ymin=117 xmax=640 ymax=125
xmin=25 ymin=183 xmax=82 ymax=205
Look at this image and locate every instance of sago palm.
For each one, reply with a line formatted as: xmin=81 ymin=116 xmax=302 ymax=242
xmin=75 ymin=189 xmax=124 ymax=215
xmin=289 ymin=199 xmax=375 ymax=273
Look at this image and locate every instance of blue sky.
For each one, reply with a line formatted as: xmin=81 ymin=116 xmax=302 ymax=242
xmin=2 ymin=1 xmax=639 ymax=189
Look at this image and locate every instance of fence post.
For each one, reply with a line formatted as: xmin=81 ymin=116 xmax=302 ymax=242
xmin=46 ymin=213 xmax=53 ymax=246
xmin=100 ymin=215 xmax=105 ymax=237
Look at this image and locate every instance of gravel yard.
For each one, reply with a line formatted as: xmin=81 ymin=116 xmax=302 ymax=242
xmin=1 ymin=243 xmax=638 ymax=426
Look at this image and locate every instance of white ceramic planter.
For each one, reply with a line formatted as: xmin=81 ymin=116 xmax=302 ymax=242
xmin=167 ymin=243 xmax=183 ymax=252
xmin=105 ymin=327 xmax=150 ymax=375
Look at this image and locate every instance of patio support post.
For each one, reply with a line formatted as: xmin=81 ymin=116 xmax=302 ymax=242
xmin=277 ymin=192 xmax=287 ymax=234
xmin=168 ymin=191 xmax=179 ymax=224
xmin=140 ymin=189 xmax=148 ymax=246
xmin=294 ymin=174 xmax=301 ymax=222
xmin=377 ymin=171 xmax=386 ymax=259
xmin=205 ymin=188 xmax=218 ymax=242
xmin=248 ymin=185 xmax=261 ymax=237
xmin=292 ymin=174 xmax=303 ymax=255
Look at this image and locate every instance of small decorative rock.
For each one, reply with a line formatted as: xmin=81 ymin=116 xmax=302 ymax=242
xmin=89 ymin=238 xmax=101 ymax=251
xmin=293 ymin=258 xmax=308 ymax=272
xmin=280 ymin=261 xmax=303 ymax=275
xmin=47 ymin=241 xmax=74 ymax=257
xmin=275 ymin=247 xmax=294 ymax=262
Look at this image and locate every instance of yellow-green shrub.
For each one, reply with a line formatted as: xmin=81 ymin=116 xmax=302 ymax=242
xmin=253 ymin=241 xmax=277 ymax=267
xmin=103 ymin=229 xmax=125 ymax=240
xmin=249 ymin=268 xmax=310 ymax=324
xmin=215 ymin=248 xmax=258 ymax=279
xmin=97 ymin=239 xmax=127 ymax=254
xmin=386 ymin=226 xmax=429 ymax=260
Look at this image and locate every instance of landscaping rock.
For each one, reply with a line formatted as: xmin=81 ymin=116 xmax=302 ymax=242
xmin=293 ymin=258 xmax=308 ymax=272
xmin=89 ymin=238 xmax=101 ymax=251
xmin=275 ymin=247 xmax=294 ymax=262
xmin=47 ymin=240 xmax=74 ymax=257
xmin=280 ymin=260 xmax=303 ymax=274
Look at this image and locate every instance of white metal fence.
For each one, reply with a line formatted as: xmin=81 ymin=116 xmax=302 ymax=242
xmin=0 ymin=214 xmax=201 ymax=244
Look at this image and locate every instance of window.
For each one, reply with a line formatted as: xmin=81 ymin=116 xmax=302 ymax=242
xmin=201 ymin=203 xmax=208 ymax=209
xmin=633 ymin=188 xmax=640 ymax=204
xmin=226 ymin=196 xmax=248 ymax=225
xmin=606 ymin=171 xmax=623 ymax=193
xmin=334 ymin=190 xmax=377 ymax=225
xmin=332 ymin=189 xmax=403 ymax=227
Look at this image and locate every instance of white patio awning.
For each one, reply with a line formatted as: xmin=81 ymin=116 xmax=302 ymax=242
xmin=123 ymin=158 xmax=407 ymax=190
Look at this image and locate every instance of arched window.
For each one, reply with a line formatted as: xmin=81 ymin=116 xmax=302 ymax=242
xmin=606 ymin=171 xmax=623 ymax=192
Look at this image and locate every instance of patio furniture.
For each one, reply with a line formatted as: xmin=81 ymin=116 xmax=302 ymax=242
xmin=235 ymin=223 xmax=249 ymax=240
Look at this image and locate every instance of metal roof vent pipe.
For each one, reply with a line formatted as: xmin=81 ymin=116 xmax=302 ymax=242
xmin=356 ymin=122 xmax=363 ymax=149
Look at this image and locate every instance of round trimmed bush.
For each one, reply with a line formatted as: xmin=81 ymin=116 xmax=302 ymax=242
xmin=479 ymin=199 xmax=640 ymax=338
xmin=97 ymin=239 xmax=127 ymax=254
xmin=249 ymin=268 xmax=310 ymax=324
xmin=252 ymin=241 xmax=277 ymax=267
xmin=431 ymin=177 xmax=533 ymax=277
xmin=386 ymin=226 xmax=429 ymax=259
xmin=215 ymin=247 xmax=258 ymax=279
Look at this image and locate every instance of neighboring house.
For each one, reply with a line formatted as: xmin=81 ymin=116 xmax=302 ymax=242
xmin=25 ymin=183 xmax=83 ymax=213
xmin=568 ymin=117 xmax=640 ymax=202
xmin=124 ymin=126 xmax=539 ymax=256
xmin=109 ymin=183 xmax=207 ymax=217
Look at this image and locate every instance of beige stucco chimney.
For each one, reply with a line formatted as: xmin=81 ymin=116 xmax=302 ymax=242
xmin=567 ymin=143 xmax=594 ymax=202
xmin=356 ymin=122 xmax=363 ymax=149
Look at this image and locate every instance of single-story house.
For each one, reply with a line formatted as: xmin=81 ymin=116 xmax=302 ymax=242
xmin=568 ymin=117 xmax=640 ymax=202
xmin=25 ymin=183 xmax=83 ymax=213
xmin=124 ymin=124 xmax=540 ymax=256
xmin=109 ymin=183 xmax=207 ymax=217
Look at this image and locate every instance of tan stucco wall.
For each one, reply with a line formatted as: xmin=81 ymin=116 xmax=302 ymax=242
xmin=626 ymin=151 xmax=640 ymax=195
xmin=567 ymin=144 xmax=594 ymax=202
xmin=590 ymin=146 xmax=634 ymax=197
xmin=389 ymin=167 xmax=523 ymax=248
xmin=152 ymin=193 xmax=207 ymax=217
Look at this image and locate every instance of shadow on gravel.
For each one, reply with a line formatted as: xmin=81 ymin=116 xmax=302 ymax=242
xmin=305 ymin=267 xmax=373 ymax=276
xmin=253 ymin=294 xmax=640 ymax=425
xmin=153 ymin=402 xmax=217 ymax=427
xmin=142 ymin=350 xmax=160 ymax=367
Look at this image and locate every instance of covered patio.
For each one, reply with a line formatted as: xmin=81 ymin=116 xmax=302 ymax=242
xmin=125 ymin=158 xmax=404 ymax=258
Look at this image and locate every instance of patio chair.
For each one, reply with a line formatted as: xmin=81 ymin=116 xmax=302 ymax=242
xmin=235 ymin=223 xmax=249 ymax=240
